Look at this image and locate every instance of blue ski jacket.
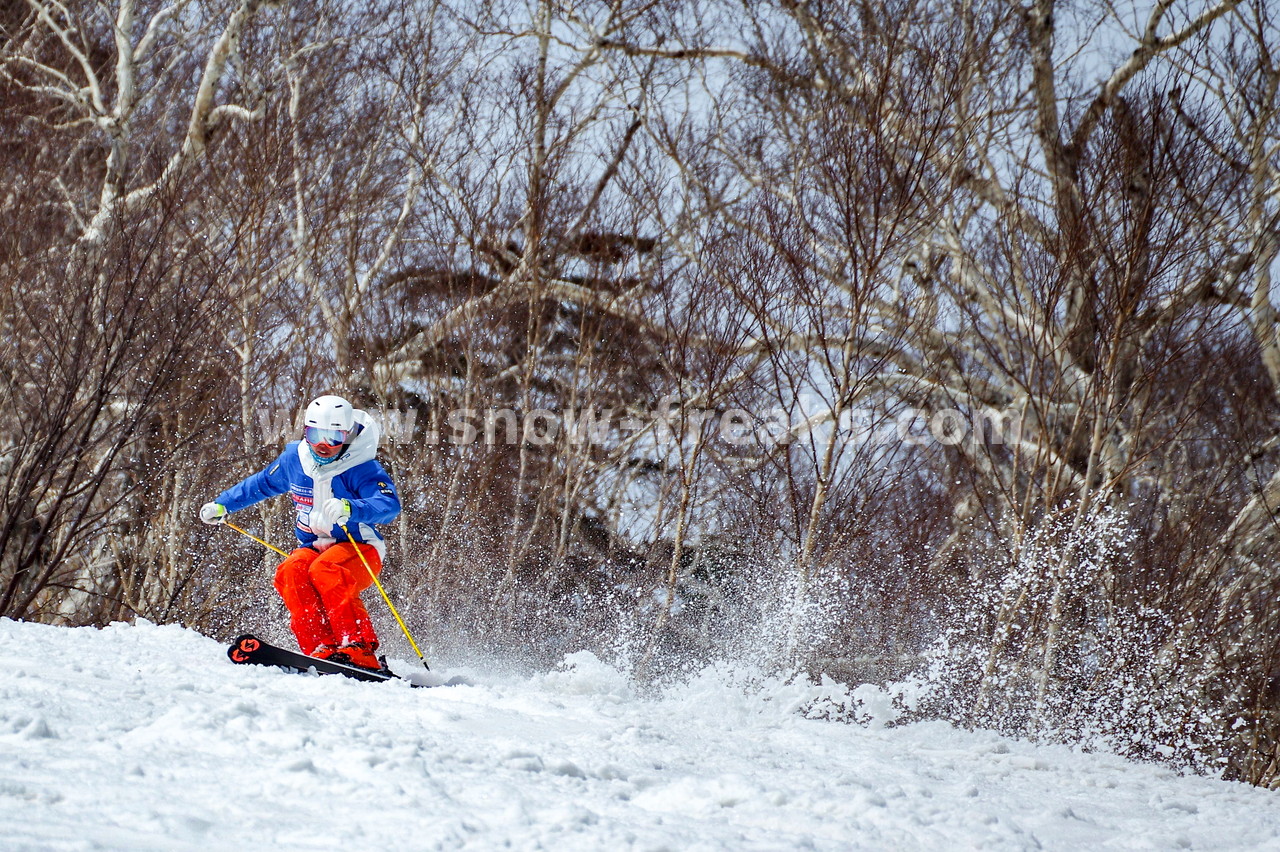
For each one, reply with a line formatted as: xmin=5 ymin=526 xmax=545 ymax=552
xmin=216 ymin=410 xmax=400 ymax=557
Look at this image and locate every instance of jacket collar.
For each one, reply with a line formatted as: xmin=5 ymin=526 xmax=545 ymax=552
xmin=298 ymin=409 xmax=380 ymax=478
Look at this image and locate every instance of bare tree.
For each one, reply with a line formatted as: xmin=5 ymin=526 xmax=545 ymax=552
xmin=0 ymin=194 xmax=236 ymax=620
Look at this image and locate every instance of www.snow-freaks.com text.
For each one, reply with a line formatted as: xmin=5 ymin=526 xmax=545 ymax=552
xmin=256 ymin=398 xmax=1021 ymax=450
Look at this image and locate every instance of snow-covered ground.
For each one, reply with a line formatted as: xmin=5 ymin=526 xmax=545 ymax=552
xmin=1 ymin=618 xmax=1278 ymax=851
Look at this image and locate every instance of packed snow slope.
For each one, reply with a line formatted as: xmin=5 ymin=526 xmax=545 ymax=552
xmin=2 ymin=619 xmax=1278 ymax=851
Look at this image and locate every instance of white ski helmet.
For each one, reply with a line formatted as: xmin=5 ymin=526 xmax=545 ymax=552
xmin=304 ymin=394 xmax=355 ymax=433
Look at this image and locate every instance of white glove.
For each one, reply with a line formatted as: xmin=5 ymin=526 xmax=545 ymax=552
xmin=324 ymin=498 xmax=351 ymax=526
xmin=199 ymin=502 xmax=227 ymax=525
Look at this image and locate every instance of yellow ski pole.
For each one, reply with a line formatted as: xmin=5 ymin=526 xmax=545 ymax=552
xmin=225 ymin=521 xmax=290 ymax=557
xmin=342 ymin=523 xmax=430 ymax=671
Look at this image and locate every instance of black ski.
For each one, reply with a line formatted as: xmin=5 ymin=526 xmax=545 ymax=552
xmin=227 ymin=634 xmax=398 ymax=684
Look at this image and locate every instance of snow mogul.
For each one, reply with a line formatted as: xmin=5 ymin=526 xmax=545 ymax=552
xmin=200 ymin=394 xmax=401 ymax=672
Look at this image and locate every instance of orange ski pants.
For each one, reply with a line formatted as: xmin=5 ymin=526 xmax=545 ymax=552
xmin=273 ymin=543 xmax=382 ymax=656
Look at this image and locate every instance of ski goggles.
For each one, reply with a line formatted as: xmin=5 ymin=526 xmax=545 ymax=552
xmin=304 ymin=426 xmax=349 ymax=448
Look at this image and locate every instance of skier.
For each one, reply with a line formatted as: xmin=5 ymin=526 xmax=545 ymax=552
xmin=200 ymin=394 xmax=401 ymax=672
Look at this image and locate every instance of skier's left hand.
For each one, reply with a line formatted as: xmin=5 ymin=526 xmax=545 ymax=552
xmin=324 ymin=497 xmax=351 ymax=526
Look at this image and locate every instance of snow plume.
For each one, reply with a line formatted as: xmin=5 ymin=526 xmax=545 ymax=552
xmin=386 ymin=506 xmax=1227 ymax=778
xmin=675 ymin=559 xmax=849 ymax=673
xmin=590 ymin=555 xmax=853 ymax=688
xmin=533 ymin=555 xmax=923 ymax=735
xmin=901 ymin=506 xmax=1227 ymax=774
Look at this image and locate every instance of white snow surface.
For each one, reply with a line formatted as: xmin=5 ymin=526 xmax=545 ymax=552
xmin=1 ymin=618 xmax=1278 ymax=851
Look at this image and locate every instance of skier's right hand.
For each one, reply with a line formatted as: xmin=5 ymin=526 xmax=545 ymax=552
xmin=199 ymin=502 xmax=228 ymax=525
